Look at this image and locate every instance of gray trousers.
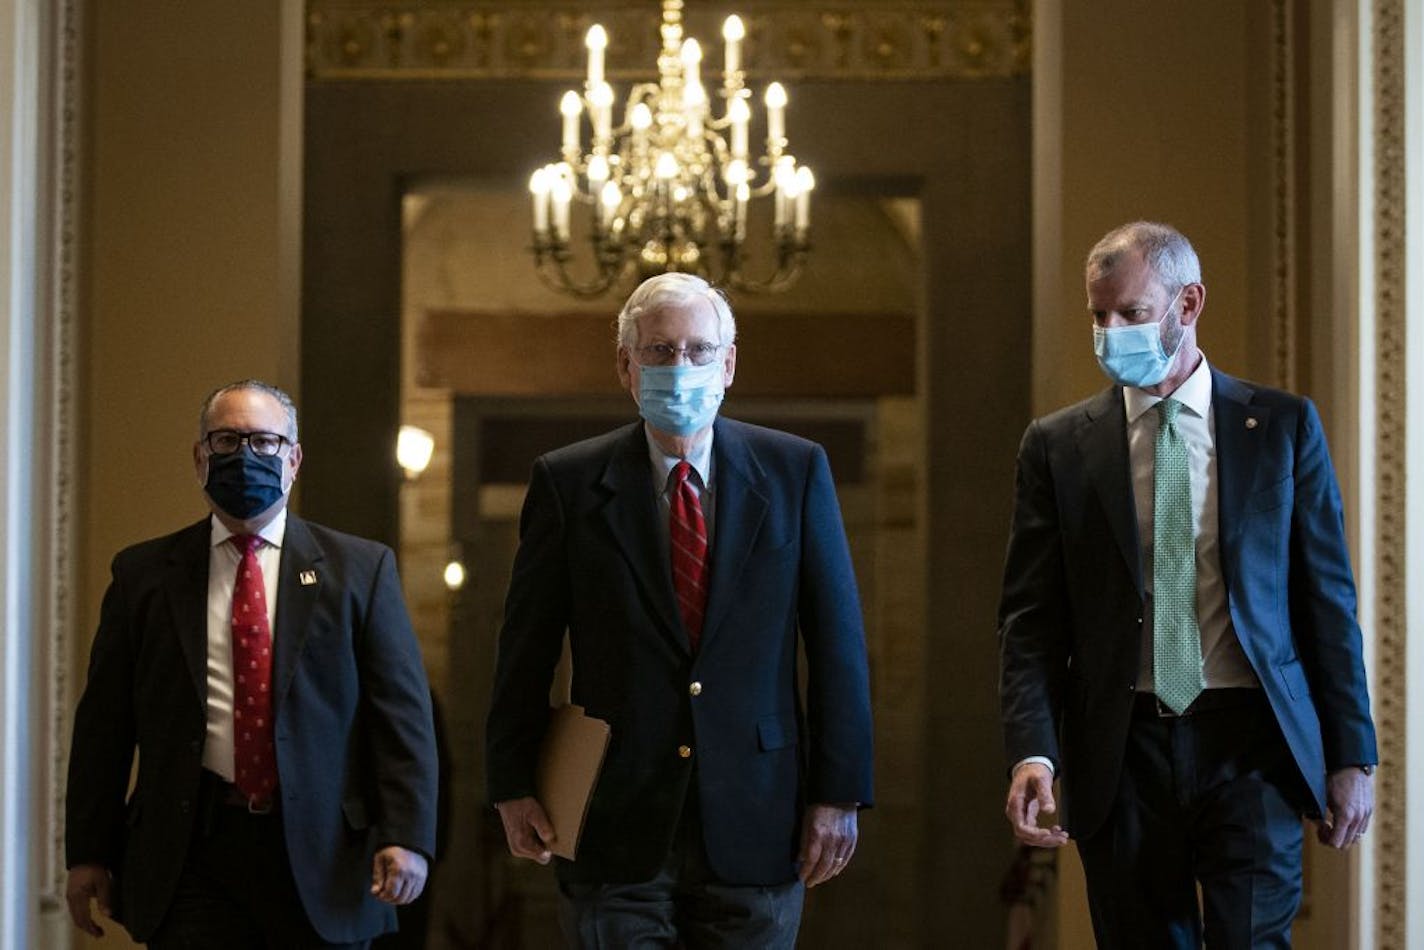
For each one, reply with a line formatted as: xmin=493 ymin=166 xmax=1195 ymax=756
xmin=557 ymin=789 xmax=804 ymax=950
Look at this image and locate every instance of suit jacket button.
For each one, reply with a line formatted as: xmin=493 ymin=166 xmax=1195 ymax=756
xmin=689 ymin=681 xmax=702 ymax=697
xmin=179 ymin=799 xmax=190 ymax=814
xmin=677 ymin=745 xmax=693 ymax=759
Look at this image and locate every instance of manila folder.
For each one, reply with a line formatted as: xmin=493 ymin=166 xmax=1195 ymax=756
xmin=536 ymin=704 xmax=611 ymax=860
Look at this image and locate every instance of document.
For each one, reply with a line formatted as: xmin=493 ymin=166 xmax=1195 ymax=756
xmin=536 ymin=704 xmax=611 ymax=860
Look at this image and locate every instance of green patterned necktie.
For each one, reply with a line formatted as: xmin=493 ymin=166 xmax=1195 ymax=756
xmin=1153 ymin=398 xmax=1203 ymax=714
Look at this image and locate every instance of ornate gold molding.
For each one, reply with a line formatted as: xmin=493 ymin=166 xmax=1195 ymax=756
xmin=1372 ymin=0 xmax=1406 ymax=944
xmin=305 ymin=1 xmax=1030 ymax=81
xmin=1269 ymin=0 xmax=1296 ymax=392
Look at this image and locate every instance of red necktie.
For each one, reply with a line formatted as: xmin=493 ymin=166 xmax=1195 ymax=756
xmin=230 ymin=534 xmax=277 ymax=807
xmin=669 ymin=461 xmax=709 ymax=652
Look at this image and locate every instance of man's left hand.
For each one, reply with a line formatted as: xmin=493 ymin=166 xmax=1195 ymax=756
xmin=798 ymin=802 xmax=858 ymax=888
xmin=1317 ymin=767 xmax=1375 ymax=849
xmin=370 ymin=845 xmax=429 ymax=905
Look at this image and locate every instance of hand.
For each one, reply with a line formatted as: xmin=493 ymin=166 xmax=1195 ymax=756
xmin=1316 ymin=767 xmax=1375 ymax=849
xmin=495 ymin=796 xmax=555 ymax=865
xmin=797 ymin=803 xmax=858 ymax=888
xmin=65 ymin=864 xmax=114 ymax=937
xmin=1005 ymin=762 xmax=1069 ymax=848
xmin=370 ymin=846 xmax=429 ymax=905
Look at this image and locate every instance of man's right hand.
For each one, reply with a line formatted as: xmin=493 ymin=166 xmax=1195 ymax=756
xmin=495 ymin=796 xmax=556 ymax=864
xmin=65 ymin=864 xmax=114 ymax=937
xmin=1004 ymin=763 xmax=1070 ymax=848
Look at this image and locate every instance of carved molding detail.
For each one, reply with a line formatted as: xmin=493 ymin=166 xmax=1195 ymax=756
xmin=1372 ymin=0 xmax=1406 ymax=944
xmin=305 ymin=1 xmax=1030 ymax=81
xmin=43 ymin=0 xmax=82 ymax=908
xmin=1269 ymin=0 xmax=1296 ymax=391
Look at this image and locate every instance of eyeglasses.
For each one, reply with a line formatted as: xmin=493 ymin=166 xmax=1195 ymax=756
xmin=636 ymin=342 xmax=724 ymax=367
xmin=203 ymin=429 xmax=291 ymax=457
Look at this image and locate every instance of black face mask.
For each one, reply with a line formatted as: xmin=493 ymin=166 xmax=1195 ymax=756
xmin=204 ymin=448 xmax=286 ymax=520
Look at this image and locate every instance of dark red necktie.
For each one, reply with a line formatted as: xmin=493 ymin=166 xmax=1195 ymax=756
xmin=669 ymin=461 xmax=710 ymax=652
xmin=230 ymin=534 xmax=277 ymax=807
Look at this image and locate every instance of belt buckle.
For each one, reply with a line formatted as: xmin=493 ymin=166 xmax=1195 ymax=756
xmin=247 ymin=797 xmax=274 ymax=815
xmin=1155 ymin=696 xmax=1179 ymax=719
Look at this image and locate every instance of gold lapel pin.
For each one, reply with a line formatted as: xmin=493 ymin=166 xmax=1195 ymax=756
xmin=299 ymin=570 xmax=317 ymax=586
xmin=1245 ymin=418 xmax=1258 ymax=429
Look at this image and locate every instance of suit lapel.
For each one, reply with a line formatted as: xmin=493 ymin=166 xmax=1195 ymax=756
xmin=166 ymin=519 xmax=214 ymax=716
xmin=597 ymin=425 xmax=686 ymax=651
xmin=1211 ymin=369 xmax=1269 ymax=577
xmin=1075 ymin=388 xmax=1144 ymax=598
xmin=273 ymin=515 xmax=324 ymax=709
xmin=701 ymin=419 xmax=769 ymax=651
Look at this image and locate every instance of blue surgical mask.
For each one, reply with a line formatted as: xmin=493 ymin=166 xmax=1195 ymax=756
xmin=1093 ymin=288 xmax=1185 ymax=388
xmin=205 ymin=448 xmax=286 ymax=520
xmin=637 ymin=361 xmax=725 ymax=436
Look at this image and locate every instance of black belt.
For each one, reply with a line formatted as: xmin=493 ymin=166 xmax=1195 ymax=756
xmin=200 ymin=769 xmax=279 ymax=816
xmin=1132 ymin=687 xmax=1263 ymax=719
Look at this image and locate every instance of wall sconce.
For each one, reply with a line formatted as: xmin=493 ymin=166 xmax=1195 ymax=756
xmin=396 ymin=425 xmax=435 ymax=479
xmin=443 ymin=560 xmax=467 ymax=591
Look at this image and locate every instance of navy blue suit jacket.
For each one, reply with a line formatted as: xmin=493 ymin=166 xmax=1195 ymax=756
xmin=998 ymin=368 xmax=1377 ymax=839
xmin=65 ymin=516 xmax=438 ymax=943
xmin=486 ymin=417 xmax=874 ymax=885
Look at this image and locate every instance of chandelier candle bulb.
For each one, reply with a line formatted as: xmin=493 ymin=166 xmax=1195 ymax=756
xmin=560 ymin=91 xmax=581 ymax=155
xmin=735 ymin=181 xmax=749 ymax=242
xmin=529 ymin=168 xmax=550 ymax=233
xmin=765 ymin=82 xmax=787 ymax=144
xmin=585 ymin=24 xmax=607 ymax=87
xmin=685 ymin=80 xmax=706 ymax=138
xmin=729 ymin=97 xmax=750 ymax=158
xmin=551 ymin=174 xmax=573 ymax=240
xmin=681 ymin=38 xmax=702 ymax=90
xmin=794 ymin=166 xmax=815 ymax=232
xmin=591 ymin=82 xmax=615 ymax=143
xmin=722 ymin=16 xmax=744 ymax=78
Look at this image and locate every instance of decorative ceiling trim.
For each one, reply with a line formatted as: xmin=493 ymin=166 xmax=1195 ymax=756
xmin=305 ymin=1 xmax=1031 ymax=81
xmin=1371 ymin=0 xmax=1405 ymax=945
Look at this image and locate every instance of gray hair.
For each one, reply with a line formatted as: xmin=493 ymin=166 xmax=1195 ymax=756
xmin=199 ymin=379 xmax=299 ymax=442
xmin=1086 ymin=221 xmax=1203 ymax=292
xmin=615 ymin=273 xmax=738 ymax=349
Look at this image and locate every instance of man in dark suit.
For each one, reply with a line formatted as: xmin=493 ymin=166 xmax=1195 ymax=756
xmin=486 ymin=273 xmax=874 ymax=948
xmin=999 ymin=222 xmax=1377 ymax=947
xmin=65 ymin=380 xmax=438 ymax=949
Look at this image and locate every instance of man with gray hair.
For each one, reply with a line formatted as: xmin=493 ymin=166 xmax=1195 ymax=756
xmin=65 ymin=379 xmax=438 ymax=948
xmin=998 ymin=222 xmax=1377 ymax=946
xmin=487 ymin=273 xmax=874 ymax=947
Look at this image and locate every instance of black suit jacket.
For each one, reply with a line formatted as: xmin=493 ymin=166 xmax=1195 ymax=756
xmin=999 ymin=369 xmax=1377 ymax=838
xmin=486 ymin=418 xmax=874 ymax=885
xmin=65 ymin=515 xmax=438 ymax=944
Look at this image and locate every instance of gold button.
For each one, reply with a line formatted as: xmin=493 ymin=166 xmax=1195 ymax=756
xmin=689 ymin=681 xmax=702 ymax=696
xmin=677 ymin=745 xmax=692 ymax=759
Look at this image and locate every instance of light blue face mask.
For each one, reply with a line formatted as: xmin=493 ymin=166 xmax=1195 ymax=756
xmin=637 ymin=360 xmax=725 ymax=436
xmin=1092 ymin=287 xmax=1185 ymax=388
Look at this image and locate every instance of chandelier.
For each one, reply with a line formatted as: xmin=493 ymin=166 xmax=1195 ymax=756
xmin=528 ymin=0 xmax=815 ymax=297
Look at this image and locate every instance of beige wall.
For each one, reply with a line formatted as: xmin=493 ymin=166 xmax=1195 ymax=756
xmin=76 ymin=2 xmax=302 ymax=946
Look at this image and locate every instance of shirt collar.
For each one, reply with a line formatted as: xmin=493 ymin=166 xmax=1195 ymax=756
xmin=210 ymin=506 xmax=288 ymax=550
xmin=1123 ymin=350 xmax=1213 ymax=424
xmin=644 ymin=425 xmax=714 ymax=492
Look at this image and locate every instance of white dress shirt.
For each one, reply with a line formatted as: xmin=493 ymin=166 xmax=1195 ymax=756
xmin=202 ymin=508 xmax=286 ymax=781
xmin=1125 ymin=353 xmax=1257 ymax=693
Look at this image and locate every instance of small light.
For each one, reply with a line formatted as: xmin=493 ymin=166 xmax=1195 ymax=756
xmin=631 ymin=103 xmax=653 ymax=131
xmin=680 ymin=38 xmax=702 ymax=67
xmin=560 ymin=90 xmax=582 ymax=117
xmin=585 ymin=24 xmax=607 ymax=52
xmin=655 ymin=152 xmax=679 ymax=179
xmin=443 ymin=560 xmax=466 ymax=590
xmin=723 ymin=15 xmax=745 ymax=43
xmin=724 ymin=159 xmax=748 ymax=186
xmin=795 ymin=166 xmax=815 ymax=193
xmin=396 ymin=426 xmax=435 ymax=478
xmin=765 ymin=82 xmax=788 ymax=109
xmin=529 ymin=168 xmax=549 ymax=195
xmin=601 ymin=181 xmax=622 ymax=211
